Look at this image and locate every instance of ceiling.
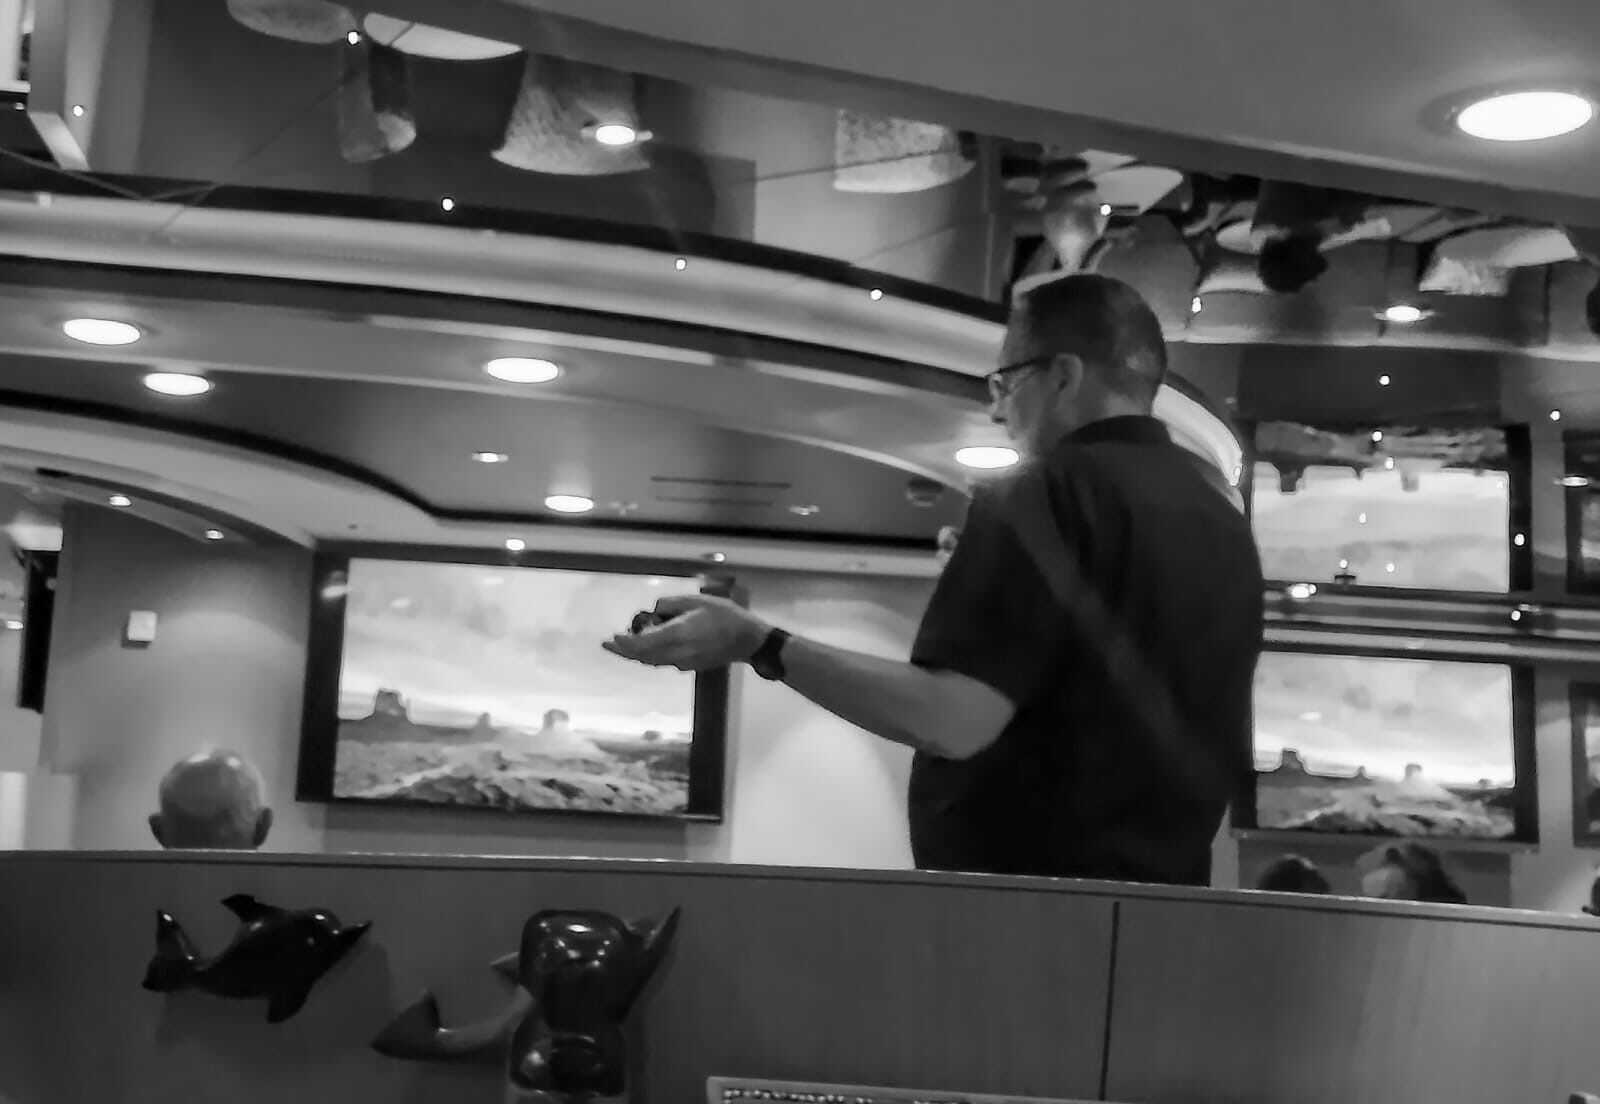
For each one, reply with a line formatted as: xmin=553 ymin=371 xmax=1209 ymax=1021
xmin=377 ymin=0 xmax=1600 ymax=225
xmin=8 ymin=0 xmax=1599 ymax=577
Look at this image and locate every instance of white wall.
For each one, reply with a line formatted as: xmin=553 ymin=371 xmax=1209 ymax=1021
xmin=39 ymin=505 xmax=933 ymax=866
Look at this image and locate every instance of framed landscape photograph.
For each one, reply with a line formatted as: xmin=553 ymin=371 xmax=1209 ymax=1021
xmin=1248 ymin=420 xmax=1531 ymax=595
xmin=296 ymin=546 xmax=730 ymax=822
xmin=1235 ymin=646 xmax=1538 ymax=843
xmin=707 ymin=1079 xmax=1096 ymax=1104
xmin=1571 ymin=683 xmax=1600 ymax=846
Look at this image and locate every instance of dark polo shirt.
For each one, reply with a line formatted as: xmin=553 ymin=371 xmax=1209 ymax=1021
xmin=908 ymin=415 xmax=1263 ymax=886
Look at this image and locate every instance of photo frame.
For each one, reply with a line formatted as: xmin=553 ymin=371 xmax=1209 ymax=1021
xmin=1563 ymin=432 xmax=1600 ymax=596
xmin=706 ymin=1079 xmax=1098 ymax=1104
xmin=296 ymin=544 xmax=732 ymax=823
xmin=1245 ymin=419 xmax=1532 ymax=597
xmin=1571 ymin=681 xmax=1600 ymax=846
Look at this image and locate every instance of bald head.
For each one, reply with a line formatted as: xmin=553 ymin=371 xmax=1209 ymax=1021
xmin=149 ymin=748 xmax=273 ymax=851
xmin=1010 ymin=273 xmax=1168 ymax=406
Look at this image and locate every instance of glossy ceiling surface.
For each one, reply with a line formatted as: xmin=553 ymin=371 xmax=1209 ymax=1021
xmin=3 ymin=0 xmax=1600 ymax=568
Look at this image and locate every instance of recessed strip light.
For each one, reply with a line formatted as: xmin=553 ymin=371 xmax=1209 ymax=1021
xmin=143 ymin=372 xmax=212 ymax=397
xmin=63 ymin=318 xmax=141 ymax=346
xmin=485 ymin=357 xmax=560 ymax=384
xmin=1455 ymin=90 xmax=1594 ymax=142
xmin=955 ymin=446 xmax=1019 ymax=470
xmin=544 ymin=495 xmax=594 ymax=514
xmin=2 ymin=619 xmax=21 ymax=631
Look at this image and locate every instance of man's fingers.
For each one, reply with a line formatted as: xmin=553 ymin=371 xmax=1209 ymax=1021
xmin=653 ymin=594 xmax=710 ymax=617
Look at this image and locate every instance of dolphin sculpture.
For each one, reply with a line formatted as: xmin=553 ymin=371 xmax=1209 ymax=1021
xmin=141 ymin=894 xmax=370 ymax=1023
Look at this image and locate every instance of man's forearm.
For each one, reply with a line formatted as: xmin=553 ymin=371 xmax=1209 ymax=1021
xmin=763 ymin=631 xmax=956 ymax=757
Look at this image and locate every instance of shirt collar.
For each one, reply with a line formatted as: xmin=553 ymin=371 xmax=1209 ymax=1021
xmin=1062 ymin=415 xmax=1172 ymax=448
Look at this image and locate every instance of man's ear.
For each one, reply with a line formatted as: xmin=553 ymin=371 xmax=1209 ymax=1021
xmin=1048 ymin=352 xmax=1086 ymax=400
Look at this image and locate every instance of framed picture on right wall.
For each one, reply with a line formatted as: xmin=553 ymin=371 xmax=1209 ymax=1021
xmin=1570 ymin=682 xmax=1600 ymax=846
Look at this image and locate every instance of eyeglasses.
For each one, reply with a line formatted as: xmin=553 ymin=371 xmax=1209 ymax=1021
xmin=984 ymin=354 xmax=1056 ymax=402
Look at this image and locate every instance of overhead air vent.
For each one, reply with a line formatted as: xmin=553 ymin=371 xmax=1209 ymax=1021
xmin=650 ymin=475 xmax=790 ymax=510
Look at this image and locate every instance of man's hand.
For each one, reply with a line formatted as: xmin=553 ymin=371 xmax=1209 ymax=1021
xmin=602 ymin=594 xmax=769 ymax=672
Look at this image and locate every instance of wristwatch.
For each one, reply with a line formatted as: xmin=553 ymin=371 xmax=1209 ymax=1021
xmin=747 ymin=628 xmax=791 ymax=682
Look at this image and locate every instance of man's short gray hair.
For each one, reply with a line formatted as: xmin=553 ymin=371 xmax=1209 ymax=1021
xmin=1012 ymin=273 xmax=1168 ymax=404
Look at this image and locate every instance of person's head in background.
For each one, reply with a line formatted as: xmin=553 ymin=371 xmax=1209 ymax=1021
xmin=1254 ymin=854 xmax=1331 ymax=895
xmin=1358 ymin=842 xmax=1467 ymax=905
xmin=149 ymin=748 xmax=273 ymax=850
xmin=989 ymin=273 xmax=1168 ymax=461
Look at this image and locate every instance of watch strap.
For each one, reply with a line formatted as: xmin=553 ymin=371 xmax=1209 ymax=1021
xmin=748 ymin=627 xmax=791 ymax=681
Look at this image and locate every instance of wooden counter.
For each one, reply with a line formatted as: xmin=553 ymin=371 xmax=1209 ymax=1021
xmin=0 ymin=852 xmax=1593 ymax=1104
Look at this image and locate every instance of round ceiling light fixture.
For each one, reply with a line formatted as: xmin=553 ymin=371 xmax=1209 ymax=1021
xmin=63 ymin=318 xmax=142 ymax=346
xmin=107 ymin=494 xmax=133 ymax=508
xmin=1454 ymin=90 xmax=1594 ymax=142
xmin=590 ymin=123 xmax=651 ymax=148
xmin=544 ymin=495 xmax=595 ymax=514
xmin=471 ymin=451 xmax=509 ymax=464
xmin=1380 ymin=304 xmax=1427 ymax=324
xmin=204 ymin=529 xmax=225 ymax=541
xmin=143 ymin=372 xmax=213 ymax=397
xmin=505 ymin=537 xmax=527 ymax=552
xmin=955 ymin=445 xmax=1020 ymax=470
xmin=485 ymin=357 xmax=560 ymax=384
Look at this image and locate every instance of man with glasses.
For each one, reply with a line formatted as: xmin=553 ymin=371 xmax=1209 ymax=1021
xmin=605 ymin=274 xmax=1262 ymax=887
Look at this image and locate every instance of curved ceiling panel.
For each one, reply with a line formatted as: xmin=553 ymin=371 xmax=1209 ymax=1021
xmin=0 ymin=356 xmax=969 ymax=542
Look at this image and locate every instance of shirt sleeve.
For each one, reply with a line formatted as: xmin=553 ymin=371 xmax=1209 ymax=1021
xmin=909 ymin=468 xmax=1073 ymax=705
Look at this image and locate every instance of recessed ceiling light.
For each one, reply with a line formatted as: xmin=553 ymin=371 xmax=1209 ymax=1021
xmin=71 ymin=104 xmax=85 ymax=118
xmin=1384 ymin=457 xmax=1396 ymax=470
xmin=592 ymin=123 xmax=647 ymax=147
xmin=1098 ymin=203 xmax=1112 ymax=217
xmin=1371 ymin=430 xmax=1384 ymax=443
xmin=1514 ymin=533 xmax=1527 ymax=547
xmin=2 ymin=619 xmax=21 ymax=630
xmin=108 ymin=494 xmax=132 ymax=508
xmin=471 ymin=451 xmax=509 ymax=464
xmin=1286 ymin=582 xmax=1318 ymax=600
xmin=1561 ymin=475 xmax=1591 ymax=488
xmin=1455 ymin=90 xmax=1594 ymax=142
xmin=705 ymin=552 xmax=726 ymax=563
xmin=204 ymin=529 xmax=224 ymax=541
xmin=143 ymin=372 xmax=212 ymax=397
xmin=485 ymin=357 xmax=560 ymax=384
xmin=63 ymin=318 xmax=141 ymax=346
xmin=505 ymin=537 xmax=526 ymax=552
xmin=1385 ymin=563 xmax=1396 ymax=573
xmin=674 ymin=257 xmax=688 ymax=271
xmin=1378 ymin=375 xmax=1392 ymax=387
xmin=1190 ymin=296 xmax=1203 ymax=314
xmin=440 ymin=196 xmax=456 ymax=212
xmin=544 ymin=494 xmax=594 ymax=514
xmin=955 ymin=446 xmax=1019 ymax=470
xmin=789 ymin=504 xmax=820 ymax=517
xmin=1551 ymin=409 xmax=1563 ymax=422
xmin=868 ymin=288 xmax=884 ymax=301
xmin=346 ymin=30 xmax=361 ymax=45
xmin=1381 ymin=304 xmax=1426 ymax=324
